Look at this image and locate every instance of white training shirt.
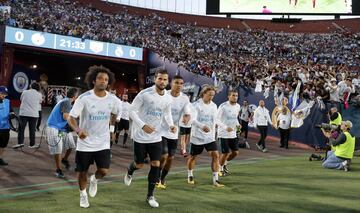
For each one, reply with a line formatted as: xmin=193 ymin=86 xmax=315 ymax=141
xmin=162 ymin=91 xmax=191 ymax=140
xmin=253 ymin=106 xmax=272 ymax=127
xmin=120 ymin=101 xmax=131 ymax=120
xmin=216 ymin=101 xmax=240 ymax=139
xmin=277 ymin=113 xmax=291 ymax=130
xmin=69 ymin=90 xmax=119 ymax=152
xmin=130 ymin=86 xmax=173 ymax=144
xmin=113 ymin=95 xmax=123 ymax=121
xmin=190 ymin=98 xmax=218 ymax=145
xmin=179 ymin=103 xmax=193 ymax=128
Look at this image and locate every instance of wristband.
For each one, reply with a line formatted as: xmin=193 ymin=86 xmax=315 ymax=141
xmin=109 ymin=125 xmax=115 ymax=133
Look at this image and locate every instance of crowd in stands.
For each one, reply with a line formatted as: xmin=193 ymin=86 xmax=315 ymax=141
xmin=1 ymin=0 xmax=359 ymax=105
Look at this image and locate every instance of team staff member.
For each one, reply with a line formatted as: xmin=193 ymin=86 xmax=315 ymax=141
xmin=253 ymin=100 xmax=272 ymax=152
xmin=68 ymin=65 xmax=119 ymax=208
xmin=13 ymin=82 xmax=42 ymax=149
xmin=277 ymin=107 xmax=291 ymax=149
xmin=46 ymin=88 xmax=79 ymax=178
xmin=124 ymin=69 xmax=175 ymax=208
xmin=0 ymin=86 xmax=15 ymax=166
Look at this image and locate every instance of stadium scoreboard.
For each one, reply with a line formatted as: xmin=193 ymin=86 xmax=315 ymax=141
xmin=3 ymin=26 xmax=143 ymax=61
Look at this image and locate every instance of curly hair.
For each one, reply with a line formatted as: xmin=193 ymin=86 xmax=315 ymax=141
xmin=84 ymin=65 xmax=115 ymax=89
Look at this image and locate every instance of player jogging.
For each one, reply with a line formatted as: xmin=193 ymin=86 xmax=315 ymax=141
xmin=124 ymin=69 xmax=176 ymax=208
xmin=187 ymin=85 xmax=224 ymax=187
xmin=68 ymin=65 xmax=119 ymax=208
xmin=156 ymin=75 xmax=191 ymax=189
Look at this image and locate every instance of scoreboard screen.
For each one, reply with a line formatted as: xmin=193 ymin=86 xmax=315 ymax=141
xmin=4 ymin=27 xmax=143 ymax=61
xmin=207 ymin=0 xmax=360 ymax=15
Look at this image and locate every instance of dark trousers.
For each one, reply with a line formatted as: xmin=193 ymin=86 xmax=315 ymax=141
xmin=18 ymin=116 xmax=37 ymax=146
xmin=257 ymin=126 xmax=268 ymax=148
xmin=241 ymin=120 xmax=249 ymax=139
xmin=279 ymin=128 xmax=290 ymax=148
xmin=36 ymin=111 xmax=42 ymax=130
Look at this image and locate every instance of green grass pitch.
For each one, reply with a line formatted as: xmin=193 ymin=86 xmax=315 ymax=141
xmin=1 ymin=156 xmax=359 ymax=212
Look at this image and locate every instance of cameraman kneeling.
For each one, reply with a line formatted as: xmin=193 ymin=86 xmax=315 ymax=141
xmin=322 ymin=121 xmax=355 ymax=172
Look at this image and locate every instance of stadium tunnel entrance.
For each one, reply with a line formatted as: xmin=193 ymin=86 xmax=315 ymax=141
xmin=3 ymin=47 xmax=146 ymax=106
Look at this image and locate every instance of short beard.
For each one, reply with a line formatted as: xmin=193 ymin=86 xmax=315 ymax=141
xmin=155 ymin=84 xmax=165 ymax=91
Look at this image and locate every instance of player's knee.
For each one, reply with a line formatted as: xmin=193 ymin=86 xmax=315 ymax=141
xmin=150 ymin=160 xmax=160 ymax=167
xmin=221 ymin=152 xmax=230 ymax=158
xmin=97 ymin=169 xmax=108 ymax=177
xmin=212 ymin=152 xmax=220 ymax=160
xmin=187 ymin=155 xmax=196 ymax=164
xmin=78 ymin=172 xmax=87 ymax=180
xmin=135 ymin=163 xmax=144 ymax=169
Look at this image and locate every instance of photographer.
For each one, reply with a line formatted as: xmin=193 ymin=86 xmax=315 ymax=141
xmin=319 ymin=107 xmax=342 ymax=143
xmin=325 ymin=107 xmax=342 ymax=150
xmin=310 ymin=107 xmax=342 ymax=161
xmin=322 ymin=121 xmax=355 ymax=171
xmin=329 ymin=107 xmax=342 ymax=127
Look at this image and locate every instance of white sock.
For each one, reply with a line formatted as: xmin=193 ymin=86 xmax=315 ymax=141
xmin=188 ymin=170 xmax=193 ymax=177
xmin=220 ymin=165 xmax=224 ymax=171
xmin=80 ymin=189 xmax=87 ymax=195
xmin=213 ymin=172 xmax=219 ymax=183
xmin=91 ymin=174 xmax=98 ymax=182
xmin=225 ymin=161 xmax=229 ymax=165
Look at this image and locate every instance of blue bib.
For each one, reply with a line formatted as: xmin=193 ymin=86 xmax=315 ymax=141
xmin=0 ymin=99 xmax=10 ymax=129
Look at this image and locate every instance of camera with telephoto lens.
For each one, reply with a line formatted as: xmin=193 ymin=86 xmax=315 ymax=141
xmin=314 ymin=123 xmax=338 ymax=132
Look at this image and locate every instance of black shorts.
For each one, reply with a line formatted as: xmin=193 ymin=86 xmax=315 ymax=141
xmin=161 ymin=137 xmax=178 ymax=157
xmin=75 ymin=149 xmax=111 ymax=172
xmin=220 ymin=138 xmax=239 ymax=153
xmin=179 ymin=127 xmax=191 ymax=135
xmin=189 ymin=141 xmax=218 ymax=156
xmin=117 ymin=119 xmax=129 ymax=131
xmin=241 ymin=120 xmax=248 ymax=132
xmin=134 ymin=141 xmax=162 ymax=164
xmin=0 ymin=130 xmax=10 ymax=148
